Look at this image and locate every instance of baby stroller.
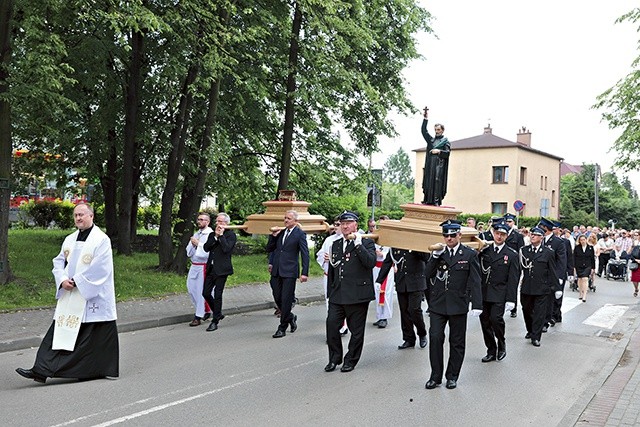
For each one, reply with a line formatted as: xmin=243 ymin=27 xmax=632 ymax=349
xmin=606 ymin=259 xmax=628 ymax=281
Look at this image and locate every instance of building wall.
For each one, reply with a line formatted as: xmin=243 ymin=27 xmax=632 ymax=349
xmin=414 ymin=147 xmax=561 ymax=218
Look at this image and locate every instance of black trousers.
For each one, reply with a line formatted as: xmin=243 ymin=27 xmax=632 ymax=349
xmin=521 ymin=292 xmax=548 ymax=341
xmin=270 ymin=276 xmax=296 ymax=329
xmin=326 ymin=301 xmax=369 ymax=367
xmin=397 ymin=291 xmax=426 ymax=344
xmin=552 ymin=280 xmax=565 ymax=322
xmin=203 ymin=274 xmax=228 ymax=323
xmin=428 ymin=311 xmax=467 ymax=382
xmin=598 ymin=253 xmax=610 ymax=276
xmin=479 ymin=300 xmax=506 ymax=355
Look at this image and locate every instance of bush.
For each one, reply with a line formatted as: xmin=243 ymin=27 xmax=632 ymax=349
xmin=55 ymin=201 xmax=77 ymax=229
xmin=21 ymin=200 xmax=58 ymax=228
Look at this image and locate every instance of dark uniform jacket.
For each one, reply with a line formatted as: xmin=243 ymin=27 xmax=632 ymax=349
xmin=266 ymin=226 xmax=309 ymax=278
xmin=563 ymin=238 xmax=574 ymax=278
xmin=425 ymin=244 xmax=482 ymax=315
xmin=520 ymin=245 xmax=559 ymax=295
xmin=203 ymin=229 xmax=236 ymax=277
xmin=505 ymin=230 xmax=525 ymax=252
xmin=376 ymin=249 xmax=428 ymax=293
xmin=479 ymin=244 xmax=520 ymax=303
xmin=327 ymin=237 xmax=377 ymax=305
xmin=544 ymin=234 xmax=568 ymax=289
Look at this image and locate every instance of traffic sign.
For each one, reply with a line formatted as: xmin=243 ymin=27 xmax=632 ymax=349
xmin=513 ymin=200 xmax=524 ymax=212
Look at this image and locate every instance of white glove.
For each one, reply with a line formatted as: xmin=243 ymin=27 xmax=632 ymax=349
xmin=353 ymin=234 xmax=363 ymax=247
xmin=504 ymin=302 xmax=515 ymax=312
xmin=558 ymin=278 xmax=564 ymax=285
xmin=374 ymin=282 xmax=381 ymax=292
xmin=555 ymin=291 xmax=563 ymax=299
xmin=470 ymin=309 xmax=482 ymax=317
xmin=432 ymin=248 xmax=445 ymax=257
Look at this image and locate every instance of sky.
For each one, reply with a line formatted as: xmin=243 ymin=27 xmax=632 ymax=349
xmin=370 ymin=1 xmax=640 ymax=189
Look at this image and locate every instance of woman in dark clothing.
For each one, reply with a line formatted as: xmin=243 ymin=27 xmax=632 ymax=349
xmin=574 ymin=234 xmax=596 ymax=302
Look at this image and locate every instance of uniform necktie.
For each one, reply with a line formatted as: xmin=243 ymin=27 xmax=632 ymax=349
xmin=495 ymin=246 xmax=499 ymax=253
xmin=345 ymin=240 xmax=354 ymax=252
xmin=449 ymin=249 xmax=454 ymax=258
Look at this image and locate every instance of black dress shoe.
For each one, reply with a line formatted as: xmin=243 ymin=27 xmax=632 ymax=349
xmin=425 ymin=379 xmax=441 ymax=389
xmin=206 ymin=321 xmax=218 ymax=332
xmin=445 ymin=379 xmax=457 ymax=389
xmin=272 ymin=329 xmax=286 ymax=338
xmin=525 ymin=332 xmax=531 ymax=339
xmin=324 ymin=362 xmax=338 ymax=372
xmin=16 ymin=368 xmax=46 ymax=383
xmin=373 ymin=319 xmax=381 ymax=326
xmin=289 ymin=314 xmax=298 ymax=333
xmin=377 ymin=319 xmax=387 ymax=328
xmin=549 ymin=318 xmax=556 ymax=326
xmin=202 ymin=312 xmax=212 ymax=321
xmin=481 ymin=354 xmax=496 ymax=363
xmin=510 ymin=311 xmax=517 ymax=318
xmin=542 ymin=325 xmax=548 ymax=333
xmin=398 ymin=341 xmax=415 ymax=350
xmin=340 ymin=364 xmax=355 ymax=373
xmin=497 ymin=350 xmax=506 ymax=361
xmin=531 ymin=339 xmax=540 ymax=347
xmin=419 ymin=335 xmax=428 ymax=348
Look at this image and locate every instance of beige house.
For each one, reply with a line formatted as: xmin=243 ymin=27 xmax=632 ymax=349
xmin=413 ymin=126 xmax=563 ymax=218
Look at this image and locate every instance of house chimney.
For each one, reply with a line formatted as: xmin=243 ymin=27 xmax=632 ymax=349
xmin=517 ymin=126 xmax=531 ymax=146
xmin=484 ymin=122 xmax=492 ymax=134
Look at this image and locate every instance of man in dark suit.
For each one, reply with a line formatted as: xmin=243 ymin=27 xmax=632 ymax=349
xmin=425 ymin=220 xmax=482 ymax=390
xmin=377 ymin=248 xmax=429 ymax=350
xmin=324 ymin=211 xmax=376 ymax=373
xmin=520 ymin=226 xmax=558 ymax=347
xmin=538 ymin=217 xmax=567 ymax=330
xmin=554 ymin=222 xmax=574 ymax=323
xmin=478 ymin=220 xmax=519 ymax=362
xmin=267 ymin=210 xmax=309 ymax=338
xmin=503 ymin=213 xmax=525 ymax=318
xmin=202 ymin=213 xmax=237 ymax=332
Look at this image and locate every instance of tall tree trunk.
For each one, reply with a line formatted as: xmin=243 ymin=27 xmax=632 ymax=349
xmin=158 ymin=64 xmax=199 ymax=270
xmin=100 ymin=128 xmax=118 ymax=239
xmin=118 ymin=29 xmax=145 ymax=255
xmin=171 ymin=77 xmax=221 ymax=272
xmin=277 ymin=1 xmax=302 ymax=195
xmin=0 ymin=0 xmax=15 ymax=285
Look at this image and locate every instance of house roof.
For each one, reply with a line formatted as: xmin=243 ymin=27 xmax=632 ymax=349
xmin=413 ymin=132 xmax=564 ymax=161
xmin=560 ymin=162 xmax=583 ymax=176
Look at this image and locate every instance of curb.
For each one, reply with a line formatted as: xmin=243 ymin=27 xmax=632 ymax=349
xmin=0 ymin=294 xmax=325 ymax=354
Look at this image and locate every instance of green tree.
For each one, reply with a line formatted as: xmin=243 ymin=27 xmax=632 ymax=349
xmin=0 ymin=0 xmax=13 ymax=284
xmin=384 ymin=147 xmax=414 ymax=188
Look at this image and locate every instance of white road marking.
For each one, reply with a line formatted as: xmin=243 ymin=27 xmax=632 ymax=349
xmin=561 ymin=296 xmax=582 ymax=314
xmin=583 ymin=304 xmax=629 ymax=329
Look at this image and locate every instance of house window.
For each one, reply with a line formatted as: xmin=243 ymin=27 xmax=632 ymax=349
xmin=552 ymin=190 xmax=556 ymax=207
xmin=520 ymin=167 xmax=527 ymax=186
xmin=491 ymin=202 xmax=508 ymax=215
xmin=492 ymin=166 xmax=509 ymax=184
xmin=544 ymin=176 xmax=548 ymax=191
xmin=540 ymin=198 xmax=550 ymax=217
xmin=540 ymin=176 xmax=544 ymax=190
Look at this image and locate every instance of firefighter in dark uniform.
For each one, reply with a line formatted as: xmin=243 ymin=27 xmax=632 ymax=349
xmin=503 ymin=213 xmax=525 ymax=318
xmin=519 ymin=226 xmax=558 ymax=347
xmin=554 ymin=221 xmax=574 ymax=323
xmin=479 ymin=216 xmax=503 ymax=241
xmin=377 ymin=248 xmax=429 ymax=350
xmin=478 ymin=220 xmax=520 ymax=362
xmin=324 ymin=211 xmax=377 ymax=373
xmin=424 ymin=220 xmax=482 ymax=390
xmin=538 ymin=217 xmax=567 ymax=331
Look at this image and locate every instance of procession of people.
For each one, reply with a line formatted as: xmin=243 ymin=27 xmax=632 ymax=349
xmin=13 ymin=108 xmax=604 ymax=392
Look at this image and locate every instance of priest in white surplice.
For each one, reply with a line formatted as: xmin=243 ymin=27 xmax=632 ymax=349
xmin=16 ymin=203 xmax=118 ymax=384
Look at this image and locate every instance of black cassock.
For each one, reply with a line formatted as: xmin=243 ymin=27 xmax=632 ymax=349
xmin=421 ymin=119 xmax=450 ymax=206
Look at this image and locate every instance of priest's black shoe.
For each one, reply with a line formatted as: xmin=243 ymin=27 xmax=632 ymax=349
xmin=497 ymin=350 xmax=507 ymax=361
xmin=340 ymin=364 xmax=355 ymax=373
xmin=481 ymin=354 xmax=496 ymax=363
xmin=16 ymin=368 xmax=46 ymax=383
xmin=206 ymin=321 xmax=218 ymax=332
xmin=377 ymin=319 xmax=387 ymax=328
xmin=272 ymin=328 xmax=286 ymax=338
xmin=398 ymin=341 xmax=415 ymax=350
xmin=202 ymin=312 xmax=211 ymax=321
xmin=289 ymin=314 xmax=297 ymax=333
xmin=445 ymin=379 xmax=457 ymax=389
xmin=531 ymin=339 xmax=540 ymax=347
xmin=525 ymin=332 xmax=531 ymax=339
xmin=419 ymin=335 xmax=428 ymax=348
xmin=425 ymin=379 xmax=441 ymax=389
xmin=542 ymin=325 xmax=548 ymax=333
xmin=324 ymin=362 xmax=338 ymax=372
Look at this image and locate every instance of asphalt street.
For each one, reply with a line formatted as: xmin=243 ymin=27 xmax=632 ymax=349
xmin=1 ymin=275 xmax=639 ymax=427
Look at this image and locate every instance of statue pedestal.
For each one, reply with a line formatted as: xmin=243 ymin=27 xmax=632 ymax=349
xmin=242 ymin=200 xmax=328 ymax=235
xmin=376 ymin=204 xmax=480 ymax=252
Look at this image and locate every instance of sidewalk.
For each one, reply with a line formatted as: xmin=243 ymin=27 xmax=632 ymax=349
xmin=0 ymin=276 xmax=325 ymax=354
